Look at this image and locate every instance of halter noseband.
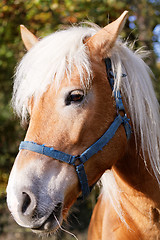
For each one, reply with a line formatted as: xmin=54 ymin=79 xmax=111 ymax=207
xmin=19 ymin=58 xmax=131 ymax=199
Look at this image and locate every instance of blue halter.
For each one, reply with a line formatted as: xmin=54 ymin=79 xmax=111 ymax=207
xmin=19 ymin=58 xmax=131 ymax=199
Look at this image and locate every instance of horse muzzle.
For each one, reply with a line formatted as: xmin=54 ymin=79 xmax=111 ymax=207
xmin=7 ymin=187 xmax=63 ymax=232
xmin=6 ymin=154 xmax=67 ymax=233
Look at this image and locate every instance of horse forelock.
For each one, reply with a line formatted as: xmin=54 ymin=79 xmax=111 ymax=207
xmin=12 ymin=26 xmax=98 ymax=123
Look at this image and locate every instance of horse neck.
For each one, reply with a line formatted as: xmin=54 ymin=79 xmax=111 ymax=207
xmin=112 ymin=136 xmax=160 ymax=230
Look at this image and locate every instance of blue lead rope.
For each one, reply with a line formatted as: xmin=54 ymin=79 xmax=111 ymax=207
xmin=19 ymin=58 xmax=131 ymax=199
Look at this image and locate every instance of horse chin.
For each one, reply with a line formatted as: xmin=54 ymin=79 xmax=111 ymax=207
xmin=31 ymin=203 xmax=63 ymax=234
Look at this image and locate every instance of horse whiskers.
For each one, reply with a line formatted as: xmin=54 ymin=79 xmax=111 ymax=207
xmin=54 ymin=214 xmax=79 ymax=240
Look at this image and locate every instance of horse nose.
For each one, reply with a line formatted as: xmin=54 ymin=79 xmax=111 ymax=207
xmin=20 ymin=190 xmax=37 ymax=216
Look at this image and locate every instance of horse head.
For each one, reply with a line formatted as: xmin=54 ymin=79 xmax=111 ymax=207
xmin=7 ymin=12 xmax=129 ymax=233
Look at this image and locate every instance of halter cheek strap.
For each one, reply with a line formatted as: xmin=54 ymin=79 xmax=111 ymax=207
xmin=19 ymin=58 xmax=131 ymax=199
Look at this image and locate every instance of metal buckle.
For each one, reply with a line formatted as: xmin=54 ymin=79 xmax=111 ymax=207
xmin=73 ymin=155 xmax=82 ymax=167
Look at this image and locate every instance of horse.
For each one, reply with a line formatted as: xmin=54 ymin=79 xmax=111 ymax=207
xmin=6 ymin=11 xmax=160 ymax=239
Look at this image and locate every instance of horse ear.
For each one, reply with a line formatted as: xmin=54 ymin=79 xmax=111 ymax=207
xmin=87 ymin=11 xmax=128 ymax=57
xmin=20 ymin=25 xmax=39 ymax=51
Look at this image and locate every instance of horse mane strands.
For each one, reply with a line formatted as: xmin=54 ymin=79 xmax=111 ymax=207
xmin=110 ymin=40 xmax=160 ymax=184
xmin=101 ymin=170 xmax=128 ymax=226
xmin=12 ymin=26 xmax=97 ymax=123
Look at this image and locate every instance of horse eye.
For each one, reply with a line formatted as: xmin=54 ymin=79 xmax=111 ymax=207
xmin=65 ymin=90 xmax=84 ymax=106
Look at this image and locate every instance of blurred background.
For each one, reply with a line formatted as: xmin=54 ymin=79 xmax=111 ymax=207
xmin=0 ymin=0 xmax=160 ymax=239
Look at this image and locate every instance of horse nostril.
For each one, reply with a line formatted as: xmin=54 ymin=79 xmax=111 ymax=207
xmin=22 ymin=192 xmax=31 ymax=214
xmin=21 ymin=191 xmax=36 ymax=216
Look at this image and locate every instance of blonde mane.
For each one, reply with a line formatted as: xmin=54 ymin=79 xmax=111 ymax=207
xmin=112 ymin=41 xmax=160 ymax=181
xmin=12 ymin=25 xmax=160 ymax=223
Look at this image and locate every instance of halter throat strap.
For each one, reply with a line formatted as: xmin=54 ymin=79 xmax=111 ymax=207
xmin=19 ymin=58 xmax=131 ymax=199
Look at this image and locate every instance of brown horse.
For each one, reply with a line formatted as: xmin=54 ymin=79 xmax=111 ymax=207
xmin=7 ymin=11 xmax=160 ymax=239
